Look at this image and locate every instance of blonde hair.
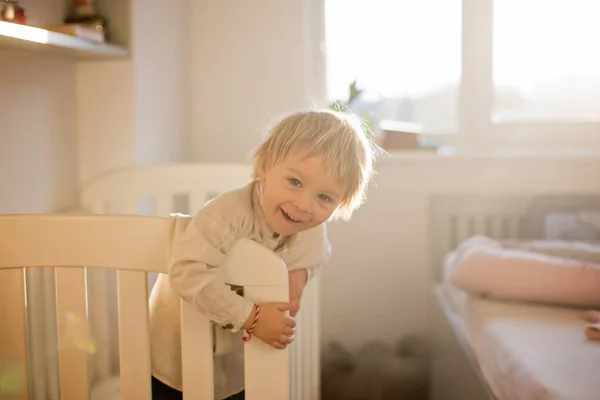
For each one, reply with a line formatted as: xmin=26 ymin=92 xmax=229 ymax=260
xmin=252 ymin=109 xmax=376 ymax=220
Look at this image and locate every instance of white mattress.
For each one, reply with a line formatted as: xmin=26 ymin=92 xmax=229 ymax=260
xmin=441 ymin=252 xmax=600 ymax=400
xmin=464 ymin=297 xmax=600 ymax=400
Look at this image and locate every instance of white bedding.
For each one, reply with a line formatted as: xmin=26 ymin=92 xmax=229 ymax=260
xmin=467 ymin=296 xmax=600 ymax=400
xmin=442 ymin=255 xmax=600 ymax=400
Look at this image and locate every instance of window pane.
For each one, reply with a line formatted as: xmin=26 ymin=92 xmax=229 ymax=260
xmin=325 ymin=0 xmax=461 ymax=134
xmin=493 ymin=0 xmax=600 ymax=122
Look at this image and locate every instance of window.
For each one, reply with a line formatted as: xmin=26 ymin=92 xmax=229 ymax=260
xmin=325 ymin=0 xmax=600 ymax=145
xmin=324 ymin=0 xmax=461 ymax=134
xmin=493 ymin=0 xmax=600 ymax=123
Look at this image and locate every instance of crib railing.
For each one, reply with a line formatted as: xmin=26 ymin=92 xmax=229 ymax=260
xmin=0 ymin=214 xmax=289 ymax=400
xmin=79 ymin=163 xmax=322 ymax=400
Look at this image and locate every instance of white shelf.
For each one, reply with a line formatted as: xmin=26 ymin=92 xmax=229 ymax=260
xmin=0 ymin=20 xmax=127 ymax=59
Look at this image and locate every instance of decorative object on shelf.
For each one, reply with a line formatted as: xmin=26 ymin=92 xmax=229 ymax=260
xmin=0 ymin=0 xmax=26 ymax=24
xmin=378 ymin=120 xmax=438 ymax=151
xmin=378 ymin=120 xmax=421 ymax=150
xmin=38 ymin=23 xmax=105 ymax=44
xmin=64 ymin=0 xmax=107 ymax=41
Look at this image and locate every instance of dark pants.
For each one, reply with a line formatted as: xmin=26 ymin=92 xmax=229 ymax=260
xmin=151 ymin=376 xmax=245 ymax=400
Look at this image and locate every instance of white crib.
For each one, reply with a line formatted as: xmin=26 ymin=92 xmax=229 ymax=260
xmin=81 ymin=163 xmax=321 ymax=397
xmin=75 ymin=162 xmax=321 ymax=399
xmin=0 ymin=213 xmax=291 ymax=400
xmin=1 ymin=163 xmax=321 ymax=399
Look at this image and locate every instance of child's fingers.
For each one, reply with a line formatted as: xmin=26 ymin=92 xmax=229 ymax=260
xmin=271 ymin=340 xmax=287 ymax=350
xmin=283 ymin=326 xmax=295 ymax=336
xmin=285 ymin=317 xmax=296 ymax=328
xmin=275 ymin=334 xmax=293 ymax=346
xmin=280 ymin=334 xmax=294 ymax=344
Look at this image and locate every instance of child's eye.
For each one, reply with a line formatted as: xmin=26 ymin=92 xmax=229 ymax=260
xmin=288 ymin=178 xmax=302 ymax=187
xmin=318 ymin=194 xmax=332 ymax=203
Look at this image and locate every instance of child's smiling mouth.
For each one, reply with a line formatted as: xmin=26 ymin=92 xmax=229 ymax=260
xmin=281 ymin=208 xmax=300 ymax=222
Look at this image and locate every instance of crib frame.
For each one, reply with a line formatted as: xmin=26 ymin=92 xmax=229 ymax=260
xmin=0 ymin=214 xmax=290 ymax=400
xmin=76 ymin=162 xmax=321 ymax=400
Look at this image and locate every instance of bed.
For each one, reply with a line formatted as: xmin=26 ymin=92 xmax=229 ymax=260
xmin=429 ymin=194 xmax=600 ymax=400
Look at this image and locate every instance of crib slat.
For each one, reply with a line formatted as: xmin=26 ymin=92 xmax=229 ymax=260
xmin=309 ymin=279 xmax=321 ymax=400
xmin=55 ymin=267 xmax=91 ymax=400
xmin=181 ymin=300 xmax=214 ymax=400
xmin=0 ymin=268 xmax=29 ymax=400
xmin=86 ymin=201 xmax=114 ymax=384
xmin=43 ymin=268 xmax=60 ymax=398
xmin=155 ymin=194 xmax=173 ymax=216
xmin=117 ymin=270 xmax=151 ymax=399
xmin=289 ymin=332 xmax=298 ymax=400
xmin=243 ymin=283 xmax=289 ymax=400
xmin=25 ymin=268 xmax=49 ymax=398
xmin=86 ymin=267 xmax=112 ymax=383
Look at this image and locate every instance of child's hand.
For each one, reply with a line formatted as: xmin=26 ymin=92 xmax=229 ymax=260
xmin=288 ymin=269 xmax=308 ymax=318
xmin=245 ymin=302 xmax=296 ymax=349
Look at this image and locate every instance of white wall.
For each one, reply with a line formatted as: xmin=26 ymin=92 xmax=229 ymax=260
xmin=321 ymin=159 xmax=431 ymax=350
xmin=77 ymin=0 xmax=190 ymax=183
xmin=132 ymin=0 xmax=191 ymax=166
xmin=0 ymin=48 xmax=78 ymax=213
xmin=76 ymin=60 xmax=136 ymax=183
xmin=188 ymin=0 xmax=326 ymax=163
xmin=320 ymin=151 xmax=600 ymax=351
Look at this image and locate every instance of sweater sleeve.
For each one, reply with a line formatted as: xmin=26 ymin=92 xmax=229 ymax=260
xmin=168 ymin=212 xmax=254 ymax=332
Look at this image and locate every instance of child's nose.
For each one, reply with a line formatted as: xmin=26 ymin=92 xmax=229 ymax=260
xmin=294 ymin=193 xmax=313 ymax=214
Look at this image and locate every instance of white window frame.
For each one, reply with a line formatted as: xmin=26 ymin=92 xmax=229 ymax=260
xmin=452 ymin=0 xmax=600 ymax=148
xmin=316 ymin=0 xmax=600 ymax=149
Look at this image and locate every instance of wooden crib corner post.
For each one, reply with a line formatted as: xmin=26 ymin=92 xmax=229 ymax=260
xmin=221 ymin=239 xmax=290 ymax=400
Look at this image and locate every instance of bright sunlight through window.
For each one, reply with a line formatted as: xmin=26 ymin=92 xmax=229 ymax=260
xmin=324 ymin=0 xmax=461 ymax=134
xmin=493 ymin=0 xmax=600 ymax=123
xmin=326 ymin=0 xmax=600 ymax=134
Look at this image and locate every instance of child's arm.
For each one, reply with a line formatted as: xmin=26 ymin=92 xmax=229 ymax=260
xmin=285 ymin=224 xmax=332 ymax=317
xmin=168 ymin=213 xmax=295 ymax=348
xmin=170 ymin=257 xmax=255 ymax=332
xmin=288 ymin=269 xmax=308 ymax=318
xmin=168 ymin=213 xmax=255 ymax=332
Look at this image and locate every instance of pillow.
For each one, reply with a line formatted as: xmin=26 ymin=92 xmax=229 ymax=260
xmin=448 ymin=236 xmax=600 ymax=308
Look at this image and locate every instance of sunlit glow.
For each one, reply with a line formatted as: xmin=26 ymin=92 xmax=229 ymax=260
xmin=325 ymin=0 xmax=461 ymax=100
xmin=0 ymin=363 xmax=26 ymax=394
xmin=493 ymin=0 xmax=600 ymax=121
xmin=59 ymin=312 xmax=97 ymax=354
xmin=494 ymin=0 xmax=600 ymax=90
xmin=0 ymin=20 xmax=48 ymax=44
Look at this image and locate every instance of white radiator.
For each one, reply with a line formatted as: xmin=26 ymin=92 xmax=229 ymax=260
xmin=429 ymin=194 xmax=532 ymax=280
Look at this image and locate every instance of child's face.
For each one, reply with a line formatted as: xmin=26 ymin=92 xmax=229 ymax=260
xmin=258 ymin=150 xmax=345 ymax=237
